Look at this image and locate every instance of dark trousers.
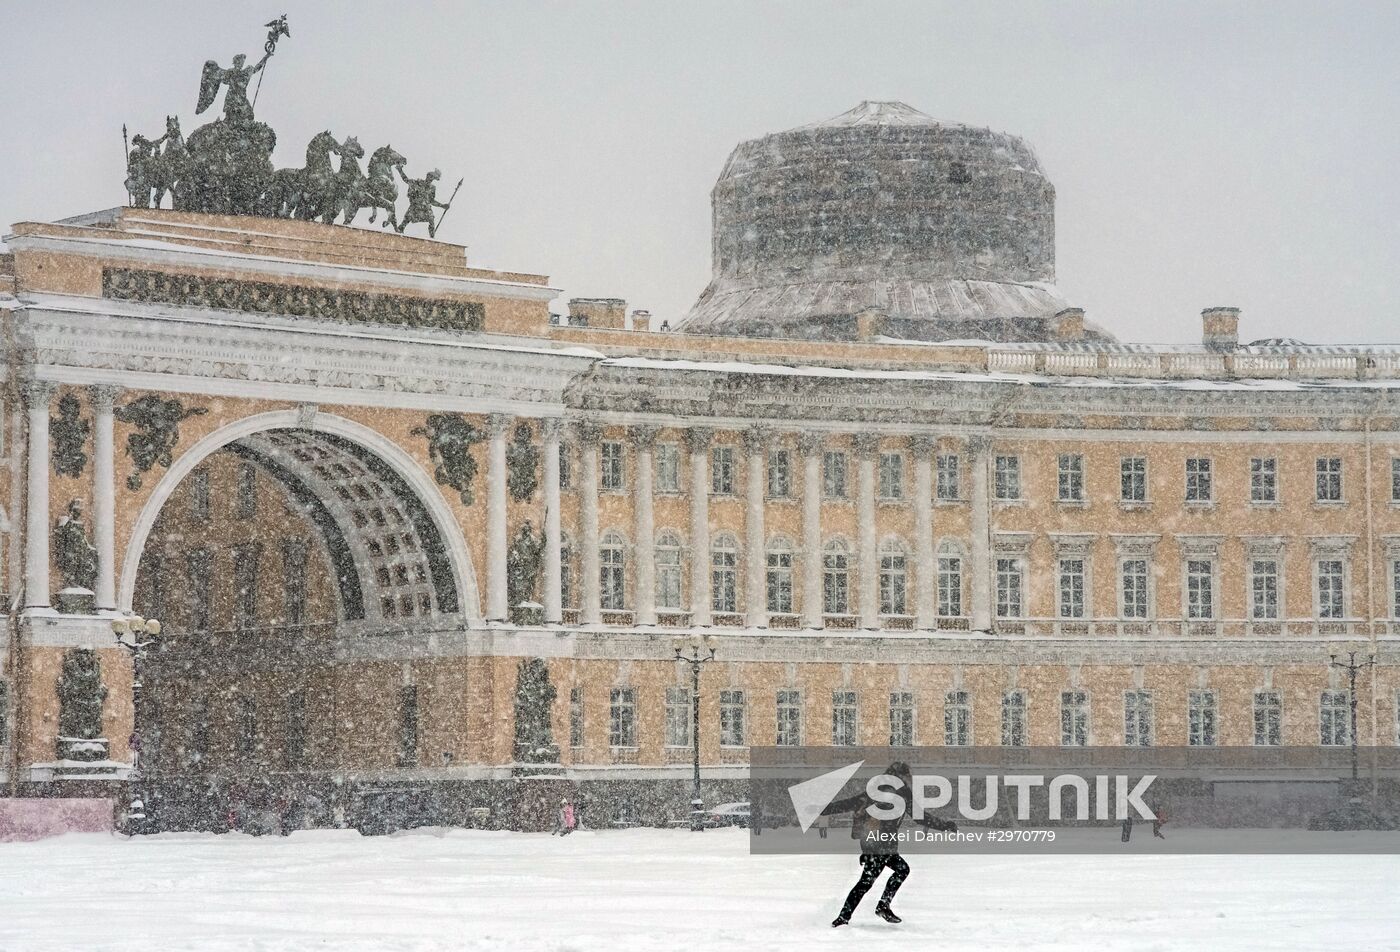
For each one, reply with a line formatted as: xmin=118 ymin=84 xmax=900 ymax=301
xmin=839 ymin=852 xmax=910 ymax=918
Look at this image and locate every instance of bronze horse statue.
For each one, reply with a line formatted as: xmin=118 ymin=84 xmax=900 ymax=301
xmin=361 ymin=145 xmax=407 ymax=230
xmin=263 ymin=130 xmax=340 ymax=220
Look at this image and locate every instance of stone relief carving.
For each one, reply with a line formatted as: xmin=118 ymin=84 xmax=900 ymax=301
xmin=507 ymin=423 xmax=538 ymax=501
xmin=507 ymin=520 xmax=545 ymax=611
xmin=512 ymin=657 xmax=558 ymax=764
xmin=113 ymin=394 xmax=208 ymax=490
xmin=53 ymin=498 xmax=98 ymax=592
xmin=412 ymin=413 xmax=482 ymax=505
xmin=50 ymin=393 xmax=90 ymax=478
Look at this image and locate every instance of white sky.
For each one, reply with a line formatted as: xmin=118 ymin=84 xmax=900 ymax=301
xmin=3 ymin=0 xmax=1398 ymax=345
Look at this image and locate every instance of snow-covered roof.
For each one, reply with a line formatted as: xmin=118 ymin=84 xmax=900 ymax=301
xmin=791 ymin=100 xmax=962 ymax=131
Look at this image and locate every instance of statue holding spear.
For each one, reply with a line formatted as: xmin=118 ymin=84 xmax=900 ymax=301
xmin=395 ymin=168 xmax=462 ymax=239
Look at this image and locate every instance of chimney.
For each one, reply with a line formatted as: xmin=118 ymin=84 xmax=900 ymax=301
xmin=1201 ymin=307 xmax=1240 ymax=351
xmin=630 ymin=309 xmax=652 ymax=333
xmin=1050 ymin=307 xmax=1086 ymax=343
xmin=566 ymin=297 xmax=627 ymax=330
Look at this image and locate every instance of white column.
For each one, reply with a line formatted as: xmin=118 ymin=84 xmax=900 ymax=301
xmin=632 ymin=425 xmax=659 ymax=626
xmin=91 ymin=385 xmax=119 ymax=612
xmin=542 ymin=419 xmax=563 ymax=624
xmin=23 ymin=381 xmax=54 ymax=611
xmin=855 ymin=434 xmax=879 ymax=629
xmin=744 ymin=426 xmax=768 ymax=628
xmin=969 ymin=436 xmax=993 ymax=632
xmin=686 ymin=427 xmax=713 ymax=626
xmin=486 ymin=414 xmax=510 ymax=622
xmin=799 ymin=432 xmax=824 ymax=629
xmin=577 ymin=422 xmax=602 ymax=625
xmin=912 ymin=435 xmax=936 ymax=630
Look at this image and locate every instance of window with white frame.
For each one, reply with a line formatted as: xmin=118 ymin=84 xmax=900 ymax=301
xmin=1320 ymin=690 xmax=1350 ymax=746
xmin=569 ymin=687 xmax=584 ymax=748
xmin=1186 ymin=559 xmax=1215 ymax=619
xmin=655 ymin=443 xmax=681 ymax=493
xmin=1185 ymin=457 xmax=1212 ymax=503
xmin=768 ymin=449 xmax=791 ymax=498
xmin=937 ymin=454 xmax=960 ymax=500
xmin=889 ymin=691 xmax=915 ymax=747
xmin=822 ymin=451 xmax=848 ymax=499
xmin=711 ymin=533 xmax=739 ymax=613
xmin=1250 ymin=457 xmax=1277 ymax=503
xmin=609 ymin=687 xmax=637 ymax=748
xmin=1316 ymin=558 xmax=1346 ymax=619
xmin=766 ymin=538 xmax=794 ymax=613
xmin=1124 ymin=690 xmax=1154 ymax=747
xmin=944 ymin=690 xmax=972 ymax=746
xmin=879 ymin=540 xmax=908 ymax=615
xmin=832 ymin=690 xmax=859 ymax=746
xmin=1250 ymin=558 xmax=1280 ymax=620
xmin=600 ymin=530 xmax=627 ymax=611
xmin=655 ymin=531 xmax=684 ymax=610
xmin=1121 ymin=558 xmax=1149 ymax=619
xmin=1057 ymin=454 xmax=1085 ymax=502
xmin=600 ymin=441 xmax=625 ymax=491
xmin=711 ymin=446 xmax=736 ymax=495
xmin=1002 ymin=690 xmax=1026 ymax=747
xmin=1254 ymin=691 xmax=1282 ymax=746
xmin=823 ymin=540 xmax=850 ymax=614
xmin=664 ymin=686 xmax=692 ymax=748
xmin=995 ymin=558 xmax=1023 ymax=618
xmin=1058 ymin=558 xmax=1086 ymax=619
xmin=1316 ymin=457 xmax=1343 ymax=503
xmin=1121 ymin=457 xmax=1146 ymax=503
xmin=879 ymin=452 xmax=904 ymax=500
xmin=938 ymin=553 xmax=963 ymax=617
xmin=994 ymin=455 xmax=1021 ymax=500
xmin=1392 ymin=557 xmax=1400 ymax=618
xmin=1392 ymin=458 xmax=1400 ymax=502
xmin=776 ymin=690 xmax=803 ymax=747
xmin=720 ymin=690 xmax=747 ymax=747
xmin=1189 ymin=690 xmax=1218 ymax=746
xmin=1061 ymin=690 xmax=1089 ymax=747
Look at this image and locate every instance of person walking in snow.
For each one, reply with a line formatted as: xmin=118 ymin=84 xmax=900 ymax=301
xmin=562 ymin=799 xmax=576 ymax=835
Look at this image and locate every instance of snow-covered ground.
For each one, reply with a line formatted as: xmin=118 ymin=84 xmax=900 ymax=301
xmin=1 ymin=828 xmax=1397 ymax=951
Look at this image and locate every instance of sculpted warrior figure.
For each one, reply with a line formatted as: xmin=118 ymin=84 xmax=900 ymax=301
xmin=53 ymin=499 xmax=98 ymax=592
xmin=124 ymin=134 xmax=159 ymax=208
xmin=396 ymin=168 xmax=450 ymax=237
xmin=196 ymin=51 xmax=272 ymax=125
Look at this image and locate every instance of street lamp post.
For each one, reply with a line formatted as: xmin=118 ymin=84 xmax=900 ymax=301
xmin=112 ymin=614 xmax=161 ymax=828
xmin=1329 ymin=650 xmax=1376 ymax=781
xmin=675 ymin=641 xmax=715 ymax=831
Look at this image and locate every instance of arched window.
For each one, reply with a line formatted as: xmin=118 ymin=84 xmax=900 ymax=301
xmin=560 ymin=533 xmax=576 ymax=609
xmin=766 ymin=536 xmax=794 ymax=614
xmin=879 ymin=539 xmax=908 ymax=616
xmin=655 ymin=530 xmax=684 ymax=610
xmin=823 ymin=539 xmax=850 ymax=615
xmin=711 ymin=533 xmax=739 ymax=614
xmin=936 ymin=539 xmax=965 ymax=618
xmin=600 ymin=530 xmax=627 ymax=611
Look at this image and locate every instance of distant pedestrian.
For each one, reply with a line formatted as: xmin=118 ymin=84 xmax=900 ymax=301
xmin=816 ymin=814 xmax=830 ymax=839
xmin=1153 ymin=808 xmax=1167 ymax=840
xmin=563 ymin=800 xmax=576 ymax=835
xmin=1121 ymin=816 xmax=1133 ymax=842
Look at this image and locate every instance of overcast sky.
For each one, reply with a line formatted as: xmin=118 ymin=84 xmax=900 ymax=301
xmin=4 ymin=1 xmax=1398 ymax=344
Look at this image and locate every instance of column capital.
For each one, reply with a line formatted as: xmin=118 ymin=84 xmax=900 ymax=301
xmin=630 ymin=424 xmax=661 ymax=448
xmin=966 ymin=434 xmax=993 ymax=457
xmin=852 ymin=433 xmax=880 ymax=459
xmin=797 ymin=431 xmax=825 ymax=456
xmin=909 ymin=434 xmax=937 ymax=455
xmin=542 ymin=417 xmax=566 ymax=442
xmin=22 ymin=380 xmax=56 ymax=408
xmin=573 ymin=419 xmax=603 ymax=445
xmin=684 ymin=426 xmax=714 ymax=452
xmin=486 ymin=413 xmax=513 ymax=438
xmin=89 ymin=384 xmax=122 ymax=413
xmin=742 ymin=425 xmax=770 ymax=453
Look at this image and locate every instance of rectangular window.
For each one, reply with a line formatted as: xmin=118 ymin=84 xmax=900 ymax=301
xmin=1320 ymin=690 xmax=1350 ymax=747
xmin=767 ymin=449 xmax=791 ymax=498
xmin=1121 ymin=457 xmax=1147 ymax=503
xmin=1250 ymin=558 xmax=1280 ymax=620
xmin=995 ymin=558 xmax=1023 ymax=618
xmin=1392 ymin=458 xmax=1400 ymax=503
xmin=822 ymin=451 xmax=848 ymax=499
xmin=879 ymin=550 xmax=907 ymax=616
xmin=711 ymin=544 xmax=738 ymax=614
xmin=1186 ymin=559 xmax=1214 ymax=619
xmin=776 ymin=690 xmax=803 ymax=747
xmin=994 ymin=455 xmax=1021 ymax=500
xmin=655 ymin=443 xmax=681 ymax=493
xmin=936 ymin=454 xmax=960 ymax=501
xmin=1124 ymin=690 xmax=1153 ymax=747
xmin=0 ymin=681 xmax=8 ymax=752
xmin=569 ymin=687 xmax=584 ymax=748
xmin=188 ymin=697 xmax=210 ymax=767
xmin=282 ymin=540 xmax=308 ymax=627
xmin=1057 ymin=454 xmax=1084 ymax=502
xmin=1058 ymin=558 xmax=1085 ymax=619
xmin=1185 ymin=457 xmax=1212 ymax=503
xmin=1316 ymin=457 xmax=1343 ymax=502
xmin=235 ymin=695 xmax=257 ymax=757
xmin=720 ymin=690 xmax=747 ymax=747
xmin=1253 ymin=691 xmax=1282 ymax=747
xmin=1188 ymin=690 xmax=1217 ymax=747
xmin=656 ymin=543 xmax=683 ymax=610
xmin=1001 ymin=690 xmax=1026 ymax=747
xmin=1121 ymin=559 xmax=1149 ymax=619
xmin=1393 ymin=558 xmax=1400 ymax=619
xmin=711 ymin=446 xmax=735 ymax=495
xmin=878 ymin=452 xmax=903 ymax=500
xmin=284 ymin=689 xmax=307 ymax=768
xmin=236 ymin=462 xmax=258 ymax=519
xmin=832 ymin=690 xmax=859 ymax=746
xmin=187 ymin=548 xmax=213 ymax=632
xmin=823 ymin=548 xmax=849 ymax=615
xmin=938 ymin=557 xmax=963 ymax=617
xmin=229 ymin=545 xmax=256 ymax=627
xmin=1061 ymin=690 xmax=1089 ymax=747
xmin=766 ymin=549 xmax=794 ymax=613
xmin=889 ymin=691 xmax=915 ymax=747
xmin=664 ymin=686 xmax=692 ymax=748
xmin=558 ymin=444 xmax=572 ymax=490
xmin=397 ymin=685 xmax=418 ymax=767
xmin=190 ymin=469 xmax=211 ymax=523
xmin=608 ymin=688 xmax=637 ymax=748
xmin=1317 ymin=559 xmax=1346 ymax=619
xmin=1251 ymin=457 xmax=1277 ymax=503
xmin=944 ymin=690 xmax=972 ymax=747
xmin=600 ymin=441 xmax=624 ymax=491
xmin=600 ymin=541 xmax=626 ymax=611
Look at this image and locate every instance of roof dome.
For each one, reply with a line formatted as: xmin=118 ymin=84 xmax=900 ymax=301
xmin=678 ymin=101 xmax=1089 ymax=343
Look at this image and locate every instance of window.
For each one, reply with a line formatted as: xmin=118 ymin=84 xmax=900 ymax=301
xmin=879 ymin=452 xmax=903 ymax=500
xmin=397 ymin=685 xmax=418 ymax=767
xmin=232 ymin=544 xmax=260 ymax=629
xmin=994 ymin=455 xmax=1020 ymax=500
xmin=569 ymin=687 xmax=584 ymax=748
xmin=600 ymin=531 xmax=626 ymax=611
xmin=560 ymin=536 xmax=575 ymax=609
xmin=1253 ymin=691 xmax=1282 ymax=747
xmin=1061 ymin=690 xmax=1090 ymax=747
xmin=600 ymin=441 xmax=624 ymax=491
xmin=938 ymin=554 xmax=963 ymax=617
xmin=889 ymin=692 xmax=915 ymax=747
xmin=995 ymin=558 xmax=1023 ymax=618
xmin=1124 ymin=690 xmax=1153 ymax=747
xmin=558 ymin=444 xmax=572 ymax=490
xmin=776 ymin=690 xmax=802 ymax=747
xmin=1392 ymin=458 xmax=1400 ymax=502
xmin=1393 ymin=557 xmax=1400 ymax=618
xmin=187 ymin=548 xmax=213 ymax=631
xmin=822 ymin=540 xmax=850 ymax=614
xmin=768 ymin=449 xmax=791 ymax=498
xmin=944 ymin=690 xmax=972 ymax=746
xmin=936 ymin=454 xmax=960 ymax=501
xmin=235 ymin=695 xmax=257 ymax=758
xmin=282 ymin=540 xmax=308 ymax=627
xmin=190 ymin=469 xmax=211 ymax=523
xmin=1001 ymin=690 xmax=1026 ymax=747
xmin=1251 ymin=457 xmax=1277 ymax=503
xmin=766 ymin=539 xmax=794 ymax=614
xmin=720 ymin=690 xmax=747 ymax=747
xmin=1320 ymin=690 xmax=1350 ymax=747
xmin=1121 ymin=559 xmax=1149 ymax=619
xmin=711 ymin=446 xmax=736 ymax=495
xmin=1058 ymin=558 xmax=1086 ymax=619
xmin=832 ymin=690 xmax=859 ymax=746
xmin=1120 ymin=457 xmax=1147 ymax=503
xmin=1316 ymin=457 xmax=1343 ymax=502
xmin=711 ymin=534 xmax=739 ymax=613
xmin=188 ymin=697 xmax=210 ymax=766
xmin=609 ymin=688 xmax=637 ymax=748
xmin=1188 ymin=690 xmax=1217 ymax=747
xmin=0 ymin=681 xmax=8 ymax=752
xmin=1186 ymin=559 xmax=1215 ymax=620
xmin=1057 ymin=454 xmax=1084 ymax=502
xmin=1185 ymin=458 xmax=1212 ymax=503
xmin=665 ymin=686 xmax=692 ymax=748
xmin=1241 ymin=557 xmax=1278 ymax=621
xmin=879 ymin=541 xmax=908 ymax=616
xmin=1317 ymin=559 xmax=1345 ymax=619
xmin=655 ymin=531 xmax=684 ymax=610
xmin=236 ymin=462 xmax=258 ymax=519
xmin=655 ymin=443 xmax=681 ymax=493
xmin=822 ymin=451 xmax=848 ymax=499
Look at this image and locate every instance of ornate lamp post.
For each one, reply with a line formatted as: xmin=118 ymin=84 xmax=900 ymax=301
xmin=1329 ymin=650 xmax=1375 ymax=781
xmin=675 ymin=639 xmax=715 ymax=831
xmin=112 ymin=614 xmax=161 ymax=828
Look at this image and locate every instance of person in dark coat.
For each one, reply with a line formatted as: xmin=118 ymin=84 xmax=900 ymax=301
xmin=821 ymin=761 xmax=956 ymax=927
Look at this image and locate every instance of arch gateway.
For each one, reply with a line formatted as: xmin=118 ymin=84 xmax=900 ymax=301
xmin=3 ymin=106 xmax=1400 ymax=832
